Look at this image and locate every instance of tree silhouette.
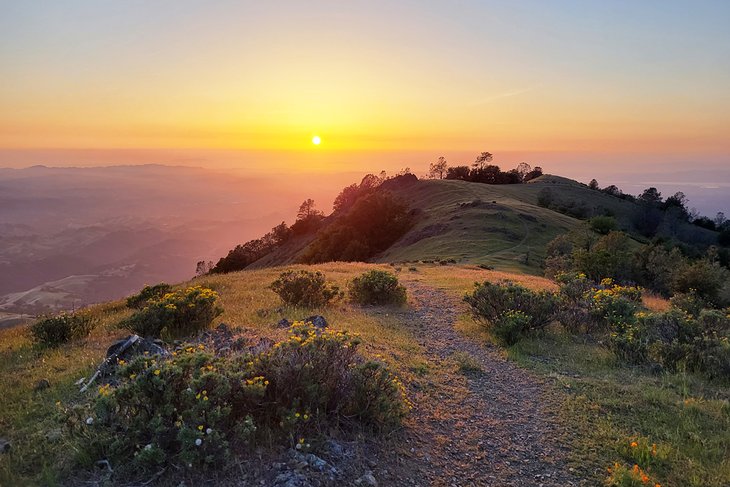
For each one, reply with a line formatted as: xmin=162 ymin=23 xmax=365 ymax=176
xmin=297 ymin=199 xmax=322 ymax=221
xmin=588 ymin=179 xmax=599 ymax=190
xmin=428 ymin=156 xmax=448 ymax=179
xmin=472 ymin=152 xmax=493 ymax=170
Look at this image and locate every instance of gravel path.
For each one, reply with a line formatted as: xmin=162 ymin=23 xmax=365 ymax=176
xmin=384 ymin=281 xmax=578 ymax=487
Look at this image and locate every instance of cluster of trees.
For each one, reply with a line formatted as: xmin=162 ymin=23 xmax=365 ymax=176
xmin=301 ymin=190 xmax=413 ymax=263
xmin=204 ymin=172 xmax=415 ymax=274
xmin=427 ymin=152 xmax=543 ymax=184
xmin=545 ymin=230 xmax=730 ymax=306
xmin=588 ymin=179 xmax=730 ymax=242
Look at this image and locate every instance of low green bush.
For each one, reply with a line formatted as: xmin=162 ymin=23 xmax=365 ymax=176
xmin=588 ymin=279 xmax=642 ymax=328
xmin=610 ymin=308 xmax=730 ymax=381
xmin=464 ymin=280 xmax=557 ymax=343
xmin=492 ymin=310 xmax=532 ymax=345
xmin=122 ymin=286 xmax=222 ymax=339
xmin=126 ymin=283 xmax=173 ymax=309
xmin=86 ymin=322 xmax=408 ymax=477
xmin=270 ymin=270 xmax=341 ymax=307
xmin=30 ymin=311 xmax=96 ymax=346
xmin=589 ymin=215 xmax=618 ymax=235
xmin=348 ymin=270 xmax=407 ymax=305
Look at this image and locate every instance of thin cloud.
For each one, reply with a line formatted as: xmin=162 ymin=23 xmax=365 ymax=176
xmin=472 ymin=85 xmax=541 ymax=106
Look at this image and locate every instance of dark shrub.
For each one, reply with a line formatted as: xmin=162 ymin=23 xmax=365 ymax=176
xmin=122 ymin=286 xmax=222 ymax=339
xmin=126 ymin=283 xmax=172 ymax=309
xmin=464 ymin=281 xmax=557 ymax=343
xmin=270 ymin=270 xmax=341 ymax=307
xmin=30 ymin=311 xmax=96 ymax=346
xmin=671 ymin=260 xmax=729 ymax=305
xmin=348 ymin=270 xmax=407 ymax=305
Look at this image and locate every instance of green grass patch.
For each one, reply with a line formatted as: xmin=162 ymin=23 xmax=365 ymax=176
xmin=507 ymin=333 xmax=730 ymax=486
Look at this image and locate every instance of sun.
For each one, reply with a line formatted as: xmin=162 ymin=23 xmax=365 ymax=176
xmin=311 ymin=135 xmax=321 ymax=145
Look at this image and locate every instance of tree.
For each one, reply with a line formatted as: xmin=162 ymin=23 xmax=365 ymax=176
xmin=602 ymin=185 xmax=623 ymax=197
xmin=297 ymin=199 xmax=323 ymax=221
xmin=428 ymin=156 xmax=448 ymax=179
xmin=446 ymin=165 xmax=471 ymax=180
xmin=516 ymin=162 xmax=532 ymax=181
xmin=195 ymin=260 xmax=214 ymax=276
xmin=588 ymin=179 xmax=599 ymax=190
xmin=663 ymin=192 xmax=689 ymax=220
xmin=472 ymin=151 xmax=493 ymax=170
xmin=638 ymin=187 xmax=662 ymax=205
xmin=714 ymin=212 xmax=727 ymax=228
xmin=333 ymin=184 xmax=359 ymax=213
xmin=523 ymin=166 xmax=543 ymax=182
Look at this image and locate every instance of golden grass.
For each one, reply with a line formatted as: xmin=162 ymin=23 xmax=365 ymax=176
xmin=642 ymin=293 xmax=671 ymax=312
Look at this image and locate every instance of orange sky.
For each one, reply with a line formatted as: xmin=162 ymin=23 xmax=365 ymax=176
xmin=1 ymin=1 xmax=729 ymax=174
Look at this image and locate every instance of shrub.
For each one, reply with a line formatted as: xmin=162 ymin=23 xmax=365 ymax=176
xmin=465 ymin=281 xmax=557 ymax=343
xmin=94 ymin=347 xmax=262 ymax=472
xmin=126 ymin=283 xmax=172 ymax=309
xmin=611 ymin=308 xmax=730 ymax=381
xmin=122 ymin=286 xmax=222 ymax=339
xmin=671 ymin=260 xmax=729 ymax=305
xmin=669 ymin=291 xmax=706 ymax=317
xmin=589 ymin=215 xmax=618 ymax=235
xmin=30 ymin=311 xmax=96 ymax=346
xmin=492 ymin=310 xmax=532 ymax=345
xmin=270 ymin=270 xmax=341 ymax=307
xmin=87 ymin=322 xmax=408 ymax=476
xmin=588 ymin=279 xmax=642 ymax=328
xmin=348 ymin=270 xmax=407 ymax=305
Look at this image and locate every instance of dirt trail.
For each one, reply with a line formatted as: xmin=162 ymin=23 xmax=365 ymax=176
xmin=379 ymin=281 xmax=578 ymax=486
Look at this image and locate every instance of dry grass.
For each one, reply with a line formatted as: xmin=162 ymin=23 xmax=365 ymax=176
xmin=642 ymin=292 xmax=671 ymax=312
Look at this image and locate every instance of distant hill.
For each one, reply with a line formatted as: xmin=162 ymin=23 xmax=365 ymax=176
xmin=235 ymin=174 xmax=722 ymax=275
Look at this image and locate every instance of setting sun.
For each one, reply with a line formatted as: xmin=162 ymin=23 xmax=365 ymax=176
xmin=312 ymin=135 xmax=321 ymax=146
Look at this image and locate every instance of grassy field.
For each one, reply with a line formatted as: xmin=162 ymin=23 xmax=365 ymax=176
xmin=1 ymin=262 xmax=728 ymax=486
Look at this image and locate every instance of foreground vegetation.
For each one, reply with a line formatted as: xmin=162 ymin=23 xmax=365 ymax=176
xmin=0 ymin=263 xmax=420 ymax=485
xmin=1 ymin=262 xmax=728 ymax=486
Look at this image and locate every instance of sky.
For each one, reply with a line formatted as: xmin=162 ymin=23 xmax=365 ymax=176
xmin=1 ymin=1 xmax=729 ymax=211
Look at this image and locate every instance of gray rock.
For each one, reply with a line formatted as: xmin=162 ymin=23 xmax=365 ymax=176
xmin=273 ymin=470 xmax=312 ymax=487
xmin=355 ymin=471 xmax=378 ymax=486
xmin=0 ymin=438 xmax=10 ymax=453
xmin=277 ymin=318 xmax=292 ymax=328
xmin=303 ymin=315 xmax=328 ymax=328
xmin=45 ymin=429 xmax=63 ymax=443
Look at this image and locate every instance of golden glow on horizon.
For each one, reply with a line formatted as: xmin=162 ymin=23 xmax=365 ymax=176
xmin=1 ymin=2 xmax=729 ymax=164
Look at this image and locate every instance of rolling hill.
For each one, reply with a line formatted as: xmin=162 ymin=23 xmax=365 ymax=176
xmin=240 ymin=174 xmax=721 ymax=275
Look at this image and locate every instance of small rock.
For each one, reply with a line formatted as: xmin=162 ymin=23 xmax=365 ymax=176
xmin=0 ymin=438 xmax=10 ymax=453
xmin=277 ymin=318 xmax=292 ymax=328
xmin=34 ymin=378 xmax=50 ymax=391
xmin=45 ymin=429 xmax=63 ymax=442
xmin=303 ymin=315 xmax=328 ymax=328
xmin=355 ymin=471 xmax=378 ymax=486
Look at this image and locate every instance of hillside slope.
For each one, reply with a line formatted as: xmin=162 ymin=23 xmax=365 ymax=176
xmin=245 ymin=175 xmax=718 ymax=275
